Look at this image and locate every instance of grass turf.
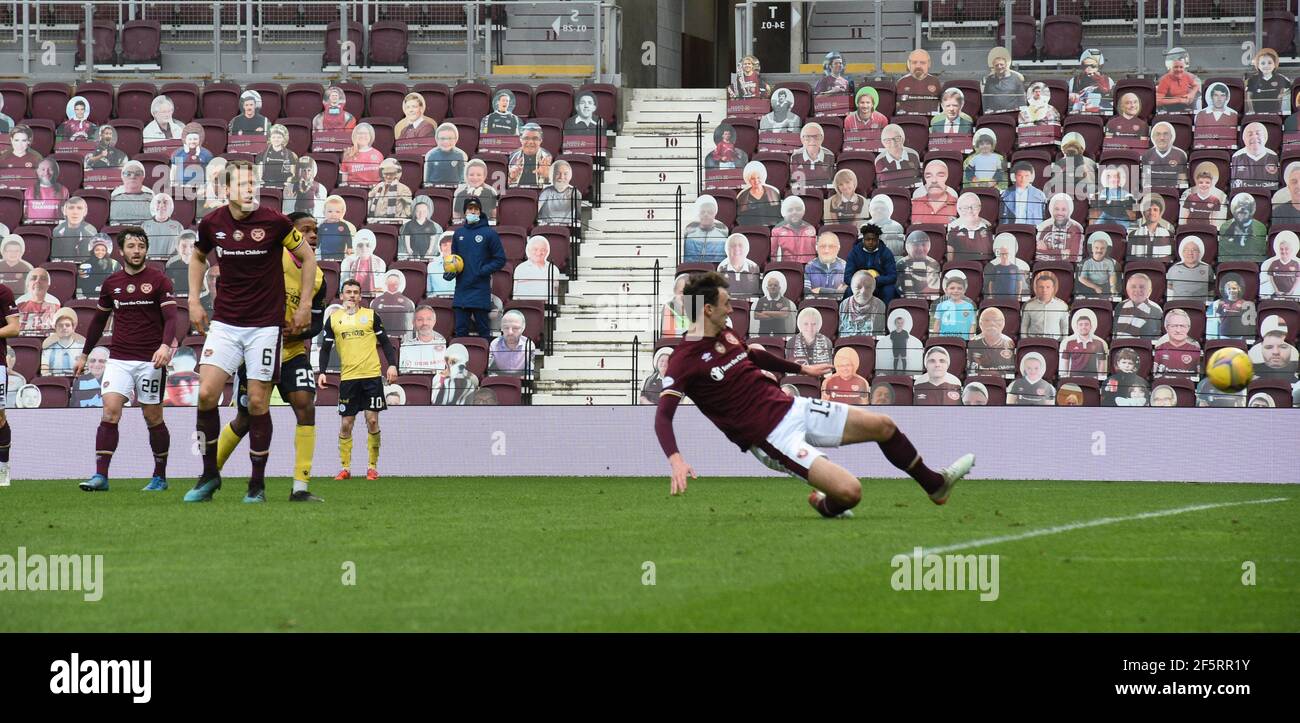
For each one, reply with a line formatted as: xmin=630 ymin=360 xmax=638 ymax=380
xmin=0 ymin=476 xmax=1296 ymax=632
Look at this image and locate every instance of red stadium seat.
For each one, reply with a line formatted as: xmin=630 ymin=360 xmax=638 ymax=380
xmin=872 ymin=375 xmax=913 ymax=405
xmin=368 ymin=21 xmax=411 ymax=68
xmin=413 ymin=82 xmax=451 ymax=123
xmin=533 ymin=117 xmax=564 ymax=158
xmin=833 ymin=336 xmax=876 ymax=378
xmin=480 ymin=375 xmax=523 ymax=405
xmin=113 ymin=82 xmax=156 ymax=125
xmin=727 ymin=299 xmax=751 ymax=337
xmin=1123 ymin=261 xmax=1168 ymax=305
xmin=367 ymin=83 xmax=409 ymax=125
xmin=75 ymin=21 xmax=118 ymax=67
xmin=754 ymin=151 xmax=791 ymax=193
xmin=1263 ymin=11 xmax=1297 ymax=56
xmin=33 ymin=376 xmax=71 ymax=408
xmin=158 ymin=82 xmax=200 ymax=123
xmin=1150 ymin=376 xmax=1197 ymax=406
xmin=395 ymin=375 xmax=433 ymax=406
xmin=29 ymin=82 xmax=71 ymax=124
xmin=835 ymin=151 xmax=876 ymax=194
xmin=1164 ymin=300 xmax=1207 ymax=342
xmin=8 ymin=337 xmax=42 ymax=379
xmin=106 ymin=118 xmax=144 ymax=157
xmin=734 ymin=225 xmax=771 ymax=265
xmin=1016 ymin=338 xmax=1060 ymax=381
xmin=780 ymin=374 xmax=823 ymax=399
xmin=335 ymin=187 xmax=369 ymax=229
xmin=0 ymin=189 xmax=24 ymax=230
xmin=285 ymin=84 xmax=326 ymax=120
xmin=1257 ymin=301 xmax=1300 ymax=344
xmin=278 ymin=117 xmax=312 ymax=157
xmin=747 ymin=336 xmax=787 ymax=359
xmin=446 ymin=117 xmax=479 ymax=158
xmin=1040 ymin=15 xmax=1083 ymax=59
xmin=0 ymin=82 xmax=28 ymax=121
xmin=493 ymin=83 xmax=534 ymax=120
xmin=529 ymin=226 xmax=572 ymax=276
xmin=78 ymin=189 xmax=111 ymax=229
xmin=1109 ymin=338 xmax=1154 ymax=378
xmin=1069 ymin=298 xmax=1115 ymax=340
xmin=943 ymin=79 xmax=983 ymax=119
xmin=72 ymin=81 xmax=114 ymax=125
xmin=323 ymin=21 xmax=364 ymax=68
xmin=894 ymin=116 xmax=929 ymax=159
xmin=1008 ymin=15 xmax=1036 ymax=59
xmin=450 ymin=82 xmax=492 ymax=122
xmin=247 ymin=82 xmax=284 ymax=123
xmin=44 ymin=262 xmax=78 ymax=303
xmin=312 ymin=155 xmax=339 ymax=189
xmin=533 ymin=84 xmax=575 ymax=123
xmin=359 ymin=117 xmax=395 ymax=157
xmin=1032 ymin=261 xmax=1075 ymax=301
xmin=23 ymin=118 xmax=55 ymax=157
xmin=965 ymin=375 xmax=1007 ymax=404
xmin=201 ymin=82 xmax=242 ymax=122
xmin=121 ymin=20 xmax=163 ymax=65
xmin=49 ymin=153 xmax=83 ymax=194
xmin=193 ymin=118 xmax=226 ymax=155
xmin=14 ymin=226 xmax=51 ymax=265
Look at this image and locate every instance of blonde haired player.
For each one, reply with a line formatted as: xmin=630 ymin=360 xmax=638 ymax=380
xmin=215 ymin=211 xmax=328 ymax=502
xmin=317 ymin=278 xmax=399 ymax=480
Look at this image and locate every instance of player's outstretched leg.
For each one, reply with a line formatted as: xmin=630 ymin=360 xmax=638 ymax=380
xmin=841 ymin=407 xmax=974 ymax=505
xmin=0 ymin=414 xmax=12 ymax=487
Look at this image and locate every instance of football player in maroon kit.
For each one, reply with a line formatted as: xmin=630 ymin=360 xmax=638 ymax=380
xmin=0 ymin=279 xmax=19 ymax=486
xmin=75 ymin=227 xmax=180 ymax=492
xmin=186 ymin=160 xmax=318 ymax=503
xmin=654 ymin=272 xmax=974 ymax=518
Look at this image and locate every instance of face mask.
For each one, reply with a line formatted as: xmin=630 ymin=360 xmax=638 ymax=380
xmin=465 ymin=212 xmax=480 ymax=224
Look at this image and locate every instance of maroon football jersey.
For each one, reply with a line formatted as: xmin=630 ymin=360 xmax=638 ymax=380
xmin=196 ymin=205 xmax=301 ymax=328
xmin=660 ymin=330 xmax=795 ymax=451
xmin=896 ymin=75 xmax=941 ymax=116
xmin=0 ymin=284 xmax=16 ymax=363
xmin=96 ymin=267 xmax=176 ymax=362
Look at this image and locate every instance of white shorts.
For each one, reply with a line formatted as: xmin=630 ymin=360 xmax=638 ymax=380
xmin=101 ymin=358 xmax=166 ymax=405
xmin=750 ymin=396 xmax=850 ymax=480
xmin=200 ymin=320 xmax=281 ymax=382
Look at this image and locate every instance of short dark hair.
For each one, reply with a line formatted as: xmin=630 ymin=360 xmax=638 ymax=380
xmin=682 ymin=271 xmax=729 ymax=322
xmin=115 ymin=226 xmax=149 ymax=251
xmin=341 ymin=278 xmax=362 ymax=292
xmin=286 ymin=211 xmax=315 ymax=224
xmin=859 ymin=223 xmax=882 ymax=238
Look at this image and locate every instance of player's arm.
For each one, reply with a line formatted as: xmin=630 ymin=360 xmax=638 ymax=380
xmin=747 ymin=344 xmax=828 ymax=378
xmin=286 ymin=228 xmax=317 ymax=335
xmin=0 ymin=312 xmax=19 ymax=340
xmin=74 ymin=306 xmax=113 ymax=377
xmin=188 ymin=246 xmax=210 ymax=333
xmin=372 ymin=314 xmax=399 ymax=383
xmin=288 ymin=282 xmax=329 ymax=342
xmin=316 ymin=315 xmax=335 ymax=388
xmin=655 ymin=391 xmax=695 ymax=495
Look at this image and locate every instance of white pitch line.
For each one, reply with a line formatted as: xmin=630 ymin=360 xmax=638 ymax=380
xmin=909 ymin=497 xmax=1291 ymax=558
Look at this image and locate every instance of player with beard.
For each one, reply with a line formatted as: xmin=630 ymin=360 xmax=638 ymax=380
xmin=654 ymin=271 xmax=973 ymax=518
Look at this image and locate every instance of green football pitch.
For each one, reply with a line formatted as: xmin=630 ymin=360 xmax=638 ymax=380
xmin=1 ymin=477 xmax=1296 ymax=632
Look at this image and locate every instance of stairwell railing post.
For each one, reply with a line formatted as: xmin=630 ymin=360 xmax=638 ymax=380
xmin=630 ymin=335 xmax=639 ymax=404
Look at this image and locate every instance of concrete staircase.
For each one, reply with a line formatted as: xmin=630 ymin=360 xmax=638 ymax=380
xmin=533 ymin=88 xmax=726 ymax=405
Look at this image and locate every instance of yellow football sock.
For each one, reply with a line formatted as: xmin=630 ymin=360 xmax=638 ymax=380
xmin=294 ymin=425 xmax=315 ymax=483
xmin=339 ymin=435 xmax=353 ymax=469
xmin=367 ymin=431 xmax=380 ymax=468
xmin=216 ymin=423 xmax=243 ymax=471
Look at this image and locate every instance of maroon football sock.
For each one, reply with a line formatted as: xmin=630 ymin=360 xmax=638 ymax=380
xmin=95 ymin=421 xmax=119 ymax=477
xmin=148 ymin=422 xmax=170 ymax=478
xmin=815 ymin=493 xmax=854 ymax=518
xmin=197 ymin=407 xmax=221 ymax=479
xmin=0 ymin=422 xmax=10 ymax=463
xmin=248 ymin=413 xmax=272 ymax=490
xmin=878 ymin=428 xmax=944 ymax=494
